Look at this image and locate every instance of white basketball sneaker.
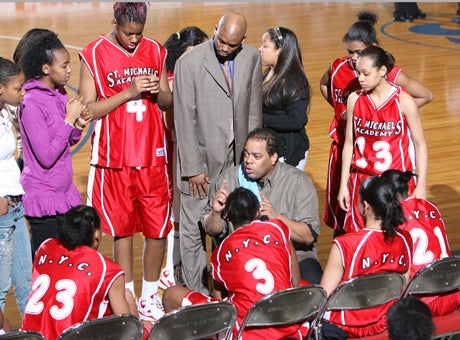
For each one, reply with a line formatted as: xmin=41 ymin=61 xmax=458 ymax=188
xmin=138 ymin=293 xmax=165 ymax=323
xmin=159 ymin=267 xmax=176 ymax=290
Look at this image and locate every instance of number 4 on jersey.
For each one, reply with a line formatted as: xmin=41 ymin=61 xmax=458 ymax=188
xmin=127 ymin=99 xmax=147 ymax=122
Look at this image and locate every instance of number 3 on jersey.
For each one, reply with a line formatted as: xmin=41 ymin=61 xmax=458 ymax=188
xmin=245 ymin=258 xmax=275 ymax=295
xmin=24 ymin=274 xmax=77 ymax=320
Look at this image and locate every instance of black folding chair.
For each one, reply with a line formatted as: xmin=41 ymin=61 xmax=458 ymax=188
xmin=308 ymin=272 xmax=406 ymax=340
xmin=403 ymin=255 xmax=460 ymax=297
xmin=57 ymin=314 xmax=143 ymax=340
xmin=432 ymin=330 xmax=460 ymax=340
xmin=0 ymin=331 xmax=46 ymax=340
xmin=148 ymin=301 xmax=237 ymax=340
xmin=403 ymin=256 xmax=460 ymax=340
xmin=236 ymin=285 xmax=327 ymax=340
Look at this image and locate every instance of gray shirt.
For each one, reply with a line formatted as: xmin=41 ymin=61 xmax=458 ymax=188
xmin=202 ymin=161 xmax=320 ymax=262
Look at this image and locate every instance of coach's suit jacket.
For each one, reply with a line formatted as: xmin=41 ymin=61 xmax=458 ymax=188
xmin=174 ymin=39 xmax=262 ymax=192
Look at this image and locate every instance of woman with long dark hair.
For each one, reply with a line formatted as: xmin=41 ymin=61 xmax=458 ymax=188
xmin=259 ymin=26 xmax=310 ymax=171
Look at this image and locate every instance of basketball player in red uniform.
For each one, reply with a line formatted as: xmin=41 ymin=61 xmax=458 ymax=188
xmin=78 ymin=3 xmax=172 ymax=322
xmin=321 ymin=176 xmax=412 ymax=337
xmin=382 ymin=170 xmax=460 ymax=316
xmin=21 ymin=205 xmax=138 ymax=340
xmin=338 ymin=46 xmax=428 ymax=233
xmin=162 ymin=188 xmax=308 ymax=340
xmin=320 ymin=11 xmax=432 ymax=233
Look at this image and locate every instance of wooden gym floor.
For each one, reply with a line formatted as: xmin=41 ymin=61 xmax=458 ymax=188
xmin=1 ymin=1 xmax=460 ymax=329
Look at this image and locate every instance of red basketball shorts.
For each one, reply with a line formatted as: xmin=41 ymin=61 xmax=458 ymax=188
xmin=87 ymin=165 xmax=172 ymax=239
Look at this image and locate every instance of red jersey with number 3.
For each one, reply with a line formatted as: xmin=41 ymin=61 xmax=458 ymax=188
xmin=352 ymin=85 xmax=415 ymax=176
xmin=21 ymin=239 xmax=124 ymax=340
xmin=211 ymin=219 xmax=306 ymax=340
xmin=79 ymin=35 xmax=167 ymax=169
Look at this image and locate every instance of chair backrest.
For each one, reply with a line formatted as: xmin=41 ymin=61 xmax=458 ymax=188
xmin=403 ymin=255 xmax=460 ymax=297
xmin=57 ymin=314 xmax=143 ymax=340
xmin=308 ymin=272 xmax=406 ymax=340
xmin=0 ymin=330 xmax=46 ymax=340
xmin=148 ymin=301 xmax=237 ymax=340
xmin=236 ymin=285 xmax=327 ymax=340
xmin=432 ymin=330 xmax=460 ymax=340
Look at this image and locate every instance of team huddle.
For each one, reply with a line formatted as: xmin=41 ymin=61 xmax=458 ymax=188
xmin=1 ymin=2 xmax=459 ymax=340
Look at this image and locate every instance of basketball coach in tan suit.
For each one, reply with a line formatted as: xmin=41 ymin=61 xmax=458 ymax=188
xmin=174 ymin=12 xmax=262 ymax=293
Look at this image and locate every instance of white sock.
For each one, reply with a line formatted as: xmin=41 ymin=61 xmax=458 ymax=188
xmin=142 ymin=278 xmax=159 ymax=299
xmin=165 ymin=229 xmax=175 ymax=269
xmin=125 ymin=281 xmax=135 ymax=297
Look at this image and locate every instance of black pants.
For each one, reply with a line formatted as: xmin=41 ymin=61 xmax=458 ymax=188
xmin=27 ymin=214 xmax=61 ymax=255
xmin=393 ymin=2 xmax=421 ymax=16
xmin=299 ymin=257 xmax=323 ymax=284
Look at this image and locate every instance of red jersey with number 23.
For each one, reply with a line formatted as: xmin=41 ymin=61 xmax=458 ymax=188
xmin=21 ymin=239 xmax=124 ymax=340
xmin=79 ymin=35 xmax=167 ymax=169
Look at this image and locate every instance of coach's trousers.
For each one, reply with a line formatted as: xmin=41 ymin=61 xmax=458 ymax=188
xmin=179 ymin=193 xmax=209 ymax=295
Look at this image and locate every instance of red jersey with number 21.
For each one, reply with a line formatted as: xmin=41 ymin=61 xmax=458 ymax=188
xmin=400 ymin=197 xmax=451 ymax=276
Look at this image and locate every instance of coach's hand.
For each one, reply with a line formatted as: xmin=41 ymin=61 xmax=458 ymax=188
xmin=189 ymin=172 xmax=210 ymax=199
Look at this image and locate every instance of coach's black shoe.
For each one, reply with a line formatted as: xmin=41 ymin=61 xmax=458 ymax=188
xmin=393 ymin=14 xmax=413 ymax=22
xmin=413 ymin=10 xmax=426 ymax=19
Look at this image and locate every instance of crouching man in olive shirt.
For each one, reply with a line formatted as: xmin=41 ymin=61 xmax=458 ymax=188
xmin=203 ymin=128 xmax=322 ymax=283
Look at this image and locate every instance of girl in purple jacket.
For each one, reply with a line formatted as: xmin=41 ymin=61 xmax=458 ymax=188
xmin=17 ymin=29 xmax=89 ymax=253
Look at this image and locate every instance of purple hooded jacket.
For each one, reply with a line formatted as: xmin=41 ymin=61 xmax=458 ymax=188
xmin=19 ymin=79 xmax=82 ymax=217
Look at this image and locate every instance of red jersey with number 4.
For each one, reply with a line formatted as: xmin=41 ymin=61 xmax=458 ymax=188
xmin=351 ymin=85 xmax=415 ymax=176
xmin=21 ymin=239 xmax=124 ymax=340
xmin=329 ymin=229 xmax=412 ymax=336
xmin=211 ymin=219 xmax=306 ymax=340
xmin=79 ymin=35 xmax=167 ymax=169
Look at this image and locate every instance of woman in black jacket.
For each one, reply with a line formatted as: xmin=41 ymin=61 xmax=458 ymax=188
xmin=258 ymin=26 xmax=311 ymax=171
